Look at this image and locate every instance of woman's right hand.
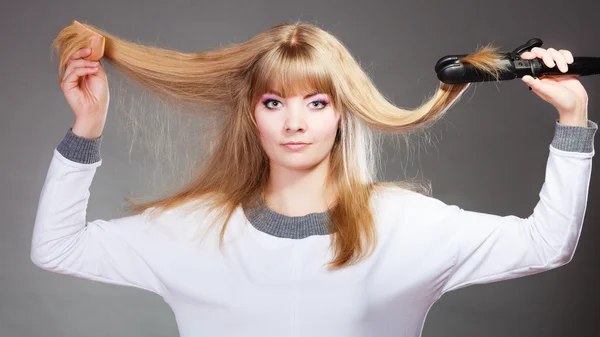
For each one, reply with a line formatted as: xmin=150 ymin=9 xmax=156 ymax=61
xmin=60 ymin=48 xmax=109 ymax=139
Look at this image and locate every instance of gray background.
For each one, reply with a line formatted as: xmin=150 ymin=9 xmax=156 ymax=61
xmin=1 ymin=0 xmax=598 ymax=336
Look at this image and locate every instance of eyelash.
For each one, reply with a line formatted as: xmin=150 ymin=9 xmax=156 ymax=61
xmin=262 ymin=99 xmax=329 ymax=110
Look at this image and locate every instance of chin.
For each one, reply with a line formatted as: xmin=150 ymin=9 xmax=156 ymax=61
xmin=277 ymin=159 xmax=318 ymax=170
xmin=276 ymin=154 xmax=329 ymax=170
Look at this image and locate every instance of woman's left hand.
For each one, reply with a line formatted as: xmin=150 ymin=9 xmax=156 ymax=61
xmin=520 ymin=47 xmax=589 ymax=127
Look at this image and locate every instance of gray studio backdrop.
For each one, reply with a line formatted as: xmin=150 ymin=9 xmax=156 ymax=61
xmin=1 ymin=0 xmax=598 ymax=336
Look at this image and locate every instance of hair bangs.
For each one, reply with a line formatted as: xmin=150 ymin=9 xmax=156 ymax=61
xmin=250 ymin=46 xmax=340 ymax=109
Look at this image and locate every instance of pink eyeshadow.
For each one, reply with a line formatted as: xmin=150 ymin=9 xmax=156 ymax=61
xmin=312 ymin=94 xmax=330 ymax=103
xmin=260 ymin=93 xmax=329 ymax=102
xmin=261 ymin=94 xmax=280 ymax=101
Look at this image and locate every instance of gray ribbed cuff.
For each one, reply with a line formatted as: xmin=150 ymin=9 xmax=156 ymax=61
xmin=56 ymin=127 xmax=102 ymax=164
xmin=551 ymin=119 xmax=597 ymax=153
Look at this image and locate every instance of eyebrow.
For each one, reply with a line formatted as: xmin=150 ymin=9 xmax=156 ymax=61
xmin=268 ymin=90 xmax=320 ymax=99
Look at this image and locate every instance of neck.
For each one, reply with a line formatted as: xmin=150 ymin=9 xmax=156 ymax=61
xmin=264 ymin=155 xmax=336 ymax=217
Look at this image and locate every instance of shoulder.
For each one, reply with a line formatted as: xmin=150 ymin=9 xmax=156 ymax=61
xmin=138 ymin=198 xmax=218 ymax=243
xmin=368 ymin=185 xmax=418 ymax=226
xmin=371 ymin=184 xmax=430 ymax=208
xmin=371 ymin=184 xmax=457 ymax=226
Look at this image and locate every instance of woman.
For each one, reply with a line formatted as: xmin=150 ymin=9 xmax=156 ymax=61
xmin=31 ymin=21 xmax=596 ymax=337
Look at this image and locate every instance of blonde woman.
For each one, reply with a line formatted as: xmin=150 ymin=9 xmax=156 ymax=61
xmin=31 ymin=21 xmax=596 ymax=337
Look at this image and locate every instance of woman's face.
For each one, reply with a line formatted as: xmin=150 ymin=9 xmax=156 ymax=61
xmin=254 ymin=91 xmax=341 ymax=170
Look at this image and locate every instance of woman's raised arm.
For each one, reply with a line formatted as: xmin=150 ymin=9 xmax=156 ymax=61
xmin=30 ymin=129 xmax=167 ymax=297
xmin=404 ymin=119 xmax=597 ymax=295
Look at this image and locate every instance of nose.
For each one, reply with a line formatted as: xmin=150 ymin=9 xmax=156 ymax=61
xmin=283 ymin=102 xmax=307 ymax=133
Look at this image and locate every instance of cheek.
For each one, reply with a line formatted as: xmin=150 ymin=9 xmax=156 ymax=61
xmin=317 ymin=114 xmax=340 ymax=141
xmin=255 ymin=115 xmax=280 ymax=150
xmin=256 ymin=119 xmax=276 ymax=141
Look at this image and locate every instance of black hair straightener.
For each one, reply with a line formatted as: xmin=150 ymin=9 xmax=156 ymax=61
xmin=435 ymin=38 xmax=600 ymax=84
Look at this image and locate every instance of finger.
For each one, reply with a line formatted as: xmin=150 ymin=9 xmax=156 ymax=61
xmin=69 ymin=48 xmax=92 ymax=60
xmin=520 ymin=51 xmax=536 ymax=59
xmin=548 ymin=48 xmax=568 ymax=73
xmin=530 ymin=47 xmax=556 ymax=68
xmin=63 ymin=59 xmax=99 ymax=81
xmin=530 ymin=47 xmax=546 ymax=53
xmin=61 ymin=67 xmax=99 ymax=90
xmin=522 ymin=75 xmax=554 ymax=101
xmin=522 ymin=74 xmax=546 ymax=91
xmin=522 ymin=74 xmax=537 ymax=89
xmin=519 ymin=50 xmax=547 ymax=63
xmin=62 ymin=59 xmax=100 ymax=83
xmin=559 ymin=49 xmax=574 ymax=64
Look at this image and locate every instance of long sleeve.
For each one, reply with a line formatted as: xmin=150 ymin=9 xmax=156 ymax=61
xmin=30 ymin=128 xmax=167 ymax=297
xmin=405 ymin=119 xmax=597 ymax=296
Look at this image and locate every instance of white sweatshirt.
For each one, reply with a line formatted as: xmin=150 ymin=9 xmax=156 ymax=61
xmin=31 ymin=120 xmax=596 ymax=337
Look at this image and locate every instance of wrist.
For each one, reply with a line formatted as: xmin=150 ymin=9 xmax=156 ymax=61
xmin=558 ymin=101 xmax=588 ymax=127
xmin=72 ymin=120 xmax=104 ymax=139
xmin=558 ymin=116 xmax=588 ymax=127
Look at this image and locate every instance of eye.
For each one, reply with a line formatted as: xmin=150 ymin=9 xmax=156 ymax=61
xmin=310 ymin=100 xmax=329 ymax=109
xmin=262 ymin=99 xmax=281 ymax=109
xmin=261 ymin=99 xmax=329 ymax=110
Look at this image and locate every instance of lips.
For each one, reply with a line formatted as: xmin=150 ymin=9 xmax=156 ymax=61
xmin=281 ymin=142 xmax=310 ymax=150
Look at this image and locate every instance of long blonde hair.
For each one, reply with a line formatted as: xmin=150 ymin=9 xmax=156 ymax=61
xmin=52 ymin=20 xmax=507 ymax=271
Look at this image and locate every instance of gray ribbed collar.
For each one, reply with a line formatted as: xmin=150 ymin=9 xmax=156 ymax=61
xmin=241 ymin=193 xmax=332 ymax=239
